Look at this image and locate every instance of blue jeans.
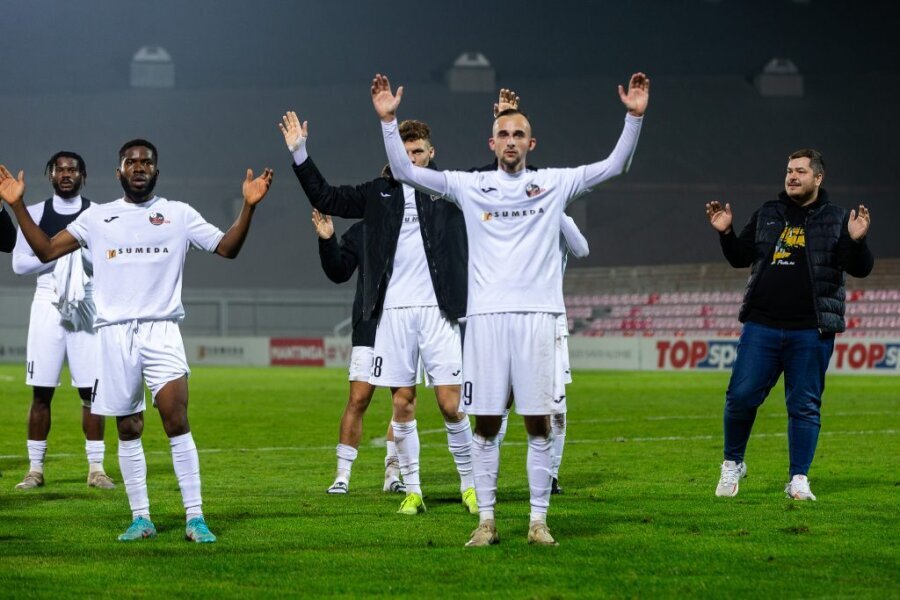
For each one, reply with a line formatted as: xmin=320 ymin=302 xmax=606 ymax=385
xmin=723 ymin=321 xmax=835 ymax=476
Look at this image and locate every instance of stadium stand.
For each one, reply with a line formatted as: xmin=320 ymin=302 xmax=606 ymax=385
xmin=565 ymin=259 xmax=900 ymax=338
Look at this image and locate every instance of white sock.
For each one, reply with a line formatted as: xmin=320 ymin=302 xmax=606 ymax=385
xmin=496 ymin=409 xmax=511 ymax=447
xmin=118 ymin=438 xmax=150 ymax=519
xmin=169 ymin=432 xmax=203 ymax=521
xmin=550 ymin=413 xmax=566 ymax=479
xmin=26 ymin=439 xmax=47 ymax=473
xmin=445 ymin=417 xmax=474 ymax=492
xmin=392 ymin=420 xmax=421 ymax=495
xmin=85 ymin=440 xmax=106 ymax=472
xmin=471 ymin=433 xmax=499 ymax=523
xmin=385 ymin=440 xmax=399 ymax=468
xmin=336 ymin=443 xmax=358 ymax=482
xmin=527 ymin=433 xmax=553 ymax=519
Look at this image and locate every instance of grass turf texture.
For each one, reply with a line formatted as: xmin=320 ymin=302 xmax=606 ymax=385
xmin=0 ymin=365 xmax=897 ymax=598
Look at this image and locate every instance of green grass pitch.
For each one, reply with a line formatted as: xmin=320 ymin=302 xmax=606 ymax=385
xmin=0 ymin=365 xmax=897 ymax=598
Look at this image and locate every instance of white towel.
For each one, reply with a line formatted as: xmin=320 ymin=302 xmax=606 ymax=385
xmin=52 ymin=251 xmax=96 ymax=332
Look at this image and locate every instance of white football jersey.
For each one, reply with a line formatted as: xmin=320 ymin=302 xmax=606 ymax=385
xmin=67 ymin=196 xmax=223 ymax=327
xmin=382 ymin=184 xmax=438 ymax=309
xmin=13 ymin=196 xmax=93 ymax=302
xmin=443 ymin=167 xmax=591 ymax=316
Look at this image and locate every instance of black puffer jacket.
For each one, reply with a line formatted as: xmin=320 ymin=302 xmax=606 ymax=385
xmin=720 ymin=189 xmax=874 ymax=333
xmin=293 ymin=157 xmax=467 ymax=322
xmin=317 ymin=220 xmax=376 ymax=347
xmin=0 ymin=207 xmax=16 ymax=252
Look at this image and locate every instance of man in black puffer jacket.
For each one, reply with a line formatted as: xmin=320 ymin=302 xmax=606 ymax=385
xmin=280 ymin=112 xmax=476 ymax=516
xmin=706 ymin=148 xmax=873 ymax=502
xmin=311 ymin=209 xmax=408 ymax=496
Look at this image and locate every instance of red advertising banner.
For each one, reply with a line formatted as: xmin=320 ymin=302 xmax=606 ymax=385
xmin=269 ymin=338 xmax=325 ymax=366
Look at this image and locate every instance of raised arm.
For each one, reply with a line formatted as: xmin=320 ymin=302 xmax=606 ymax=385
xmin=838 ymin=205 xmax=874 ymax=278
xmin=371 ymin=74 xmax=450 ymax=198
xmin=706 ymin=201 xmax=756 ymax=268
xmin=215 ymin=168 xmax=273 ymax=259
xmin=0 ymin=166 xmax=79 ymax=262
xmin=560 ymin=213 xmax=589 ymax=258
xmin=279 ymin=110 xmax=370 ymax=218
xmin=12 ymin=213 xmax=56 ymax=275
xmin=578 ymin=74 xmax=649 ymax=190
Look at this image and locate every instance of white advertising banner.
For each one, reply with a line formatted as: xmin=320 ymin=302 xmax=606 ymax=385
xmin=323 ymin=336 xmax=353 ymax=368
xmin=184 ymin=337 xmax=270 ymax=366
xmin=567 ymin=336 xmax=641 ymax=370
xmin=641 ymin=338 xmax=739 ymax=372
xmin=639 ymin=336 xmax=900 ymax=375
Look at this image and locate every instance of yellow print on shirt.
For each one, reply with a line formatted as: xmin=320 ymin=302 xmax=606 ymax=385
xmin=772 ymin=226 xmax=805 ymax=265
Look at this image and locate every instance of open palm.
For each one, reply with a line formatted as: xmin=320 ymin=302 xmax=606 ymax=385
xmin=0 ymin=165 xmax=26 ymax=206
xmin=242 ymin=168 xmax=274 ymax=206
xmin=371 ymin=74 xmax=403 ymax=121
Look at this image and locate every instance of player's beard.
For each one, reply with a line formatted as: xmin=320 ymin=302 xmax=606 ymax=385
xmin=119 ymin=172 xmax=158 ymax=203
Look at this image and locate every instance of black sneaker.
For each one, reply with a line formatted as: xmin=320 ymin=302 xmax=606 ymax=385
xmin=550 ymin=477 xmax=563 ymax=495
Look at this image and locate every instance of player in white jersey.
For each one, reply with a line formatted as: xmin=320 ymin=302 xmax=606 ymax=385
xmin=11 ymin=151 xmax=114 ymax=491
xmin=0 ymin=139 xmax=273 ymax=543
xmin=371 ymin=71 xmax=649 ymax=546
xmin=280 ymin=113 xmax=476 ymax=516
xmin=495 ymin=213 xmax=589 ymax=495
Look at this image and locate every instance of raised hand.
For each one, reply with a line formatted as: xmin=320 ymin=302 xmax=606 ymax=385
xmin=618 ymin=72 xmax=650 ymax=117
xmin=705 ymin=200 xmax=733 ymax=234
xmin=848 ymin=204 xmax=871 ymax=241
xmin=494 ymin=88 xmax=520 ymax=118
xmin=0 ymin=165 xmax=26 ymax=206
xmin=278 ymin=111 xmax=308 ymax=152
xmin=371 ymin=74 xmax=403 ymax=122
xmin=242 ymin=168 xmax=274 ymax=206
xmin=311 ymin=209 xmax=334 ymax=239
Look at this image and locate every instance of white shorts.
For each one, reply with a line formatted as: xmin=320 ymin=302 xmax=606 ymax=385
xmin=26 ymin=299 xmax=98 ymax=388
xmin=462 ymin=312 xmax=566 ymax=416
xmin=91 ymin=320 xmax=190 ymax=417
xmin=555 ymin=317 xmax=571 ymax=406
xmin=350 ymin=346 xmax=424 ymax=385
xmin=370 ymin=306 xmax=462 ymax=388
xmin=349 ymin=346 xmax=374 ymax=382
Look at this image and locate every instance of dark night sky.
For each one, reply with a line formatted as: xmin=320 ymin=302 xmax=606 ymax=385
xmin=5 ymin=0 xmax=898 ymax=93
xmin=1 ymin=0 xmax=898 ymax=290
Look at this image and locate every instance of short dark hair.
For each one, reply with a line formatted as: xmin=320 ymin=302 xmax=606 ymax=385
xmin=44 ymin=151 xmax=86 ymax=177
xmin=399 ymin=120 xmax=432 ymax=144
xmin=118 ymin=139 xmax=158 ymax=163
xmin=494 ymin=108 xmax=533 ymax=134
xmin=788 ymin=149 xmax=825 ymax=176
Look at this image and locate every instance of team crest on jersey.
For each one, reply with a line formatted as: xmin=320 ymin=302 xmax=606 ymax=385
xmin=149 ymin=212 xmax=168 ymax=226
xmin=525 ymin=183 xmax=545 ymax=198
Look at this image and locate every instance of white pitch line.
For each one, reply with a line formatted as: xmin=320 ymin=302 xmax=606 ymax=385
xmin=579 ymin=411 xmax=898 ymax=424
xmin=0 ymin=429 xmax=895 ymax=460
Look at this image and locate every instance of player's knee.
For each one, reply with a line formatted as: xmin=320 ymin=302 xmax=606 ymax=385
xmin=116 ymin=415 xmax=143 ymax=440
xmin=347 ymin=392 xmax=372 ymax=413
xmin=32 ymin=386 xmax=54 ymax=406
xmin=474 ymin=416 xmax=503 ymax=438
xmin=551 ymin=413 xmax=566 ymax=429
xmin=391 ymin=387 xmax=416 ymax=406
xmin=77 ymin=387 xmax=93 ymax=409
xmin=523 ymin=415 xmax=551 ymax=437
